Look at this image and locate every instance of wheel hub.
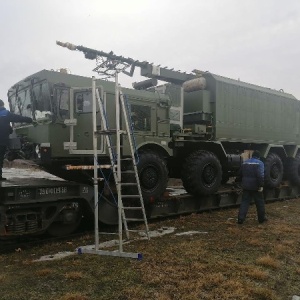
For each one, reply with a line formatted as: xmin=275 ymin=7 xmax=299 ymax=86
xmin=141 ymin=166 xmax=159 ymax=190
xmin=270 ymin=163 xmax=279 ymax=180
xmin=202 ymin=164 xmax=216 ymax=185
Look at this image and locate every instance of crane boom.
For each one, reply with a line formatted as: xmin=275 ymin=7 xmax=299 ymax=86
xmin=56 ymin=40 xmax=194 ymax=84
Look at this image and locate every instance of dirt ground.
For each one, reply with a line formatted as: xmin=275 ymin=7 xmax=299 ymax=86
xmin=0 ymin=195 xmax=300 ymax=300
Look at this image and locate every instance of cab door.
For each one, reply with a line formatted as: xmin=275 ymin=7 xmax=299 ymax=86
xmin=63 ymin=87 xmax=105 ymax=155
xmin=74 ymin=88 xmax=105 ymax=154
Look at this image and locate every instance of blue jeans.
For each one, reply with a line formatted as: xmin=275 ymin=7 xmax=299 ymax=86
xmin=238 ymin=190 xmax=265 ymax=222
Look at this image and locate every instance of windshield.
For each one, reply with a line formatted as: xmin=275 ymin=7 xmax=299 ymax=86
xmin=9 ymin=85 xmax=32 ymax=118
xmin=8 ymin=80 xmax=51 ymax=117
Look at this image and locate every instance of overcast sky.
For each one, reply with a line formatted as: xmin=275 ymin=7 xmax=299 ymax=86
xmin=1 ymin=0 xmax=300 ymax=107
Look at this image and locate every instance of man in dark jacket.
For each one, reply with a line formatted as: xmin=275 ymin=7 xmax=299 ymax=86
xmin=0 ymin=99 xmax=33 ymax=180
xmin=236 ymin=150 xmax=267 ymax=224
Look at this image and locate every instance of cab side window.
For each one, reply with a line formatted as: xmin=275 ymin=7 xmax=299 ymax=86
xmin=131 ymin=104 xmax=151 ymax=131
xmin=33 ymin=81 xmax=51 ymax=112
xmin=56 ymin=88 xmax=70 ymax=118
xmin=75 ymin=90 xmax=92 ymax=113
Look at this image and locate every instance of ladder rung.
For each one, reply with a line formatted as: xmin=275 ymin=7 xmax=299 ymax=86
xmin=120 ymin=158 xmax=134 ymax=161
xmin=97 ymin=129 xmax=128 ymax=134
xmin=122 ymin=195 xmax=141 ymax=198
xmin=64 ymin=164 xmax=111 ymax=170
xmin=121 ymin=170 xmax=135 ymax=174
xmin=125 ymin=218 xmax=145 ymax=222
xmin=122 ymin=206 xmax=143 ymax=210
xmin=96 ymin=129 xmax=117 ymax=135
xmin=126 ymin=229 xmax=148 ymax=232
xmin=108 ymin=145 xmax=123 ymax=149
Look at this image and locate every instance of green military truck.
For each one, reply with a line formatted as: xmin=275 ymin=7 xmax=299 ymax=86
xmin=6 ymin=42 xmax=300 ymax=225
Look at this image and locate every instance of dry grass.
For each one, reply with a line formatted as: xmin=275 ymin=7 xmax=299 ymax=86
xmin=246 ymin=238 xmax=265 ymax=247
xmin=59 ymin=293 xmax=88 ymax=300
xmin=246 ymin=268 xmax=269 ymax=280
xmin=251 ymin=287 xmax=278 ymax=300
xmin=64 ymin=271 xmax=83 ymax=280
xmin=36 ymin=268 xmax=53 ymax=277
xmin=270 ymin=223 xmax=299 ymax=234
xmin=0 ymin=198 xmax=300 ymax=299
xmin=256 ymin=255 xmax=281 ymax=269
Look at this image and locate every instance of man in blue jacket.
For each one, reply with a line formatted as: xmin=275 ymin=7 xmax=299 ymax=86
xmin=237 ymin=150 xmax=267 ymax=224
xmin=0 ymin=99 xmax=33 ymax=180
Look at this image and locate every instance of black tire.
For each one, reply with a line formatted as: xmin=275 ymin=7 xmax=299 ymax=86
xmin=286 ymin=154 xmax=300 ymax=185
xmin=136 ymin=151 xmax=168 ymax=201
xmin=181 ymin=150 xmax=222 ymax=196
xmin=264 ymin=153 xmax=283 ymax=188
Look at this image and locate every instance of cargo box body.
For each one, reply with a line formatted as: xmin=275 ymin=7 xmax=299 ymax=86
xmin=183 ymin=73 xmax=299 ymax=145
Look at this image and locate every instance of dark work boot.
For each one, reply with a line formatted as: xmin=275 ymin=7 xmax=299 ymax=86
xmin=259 ymin=218 xmax=268 ymax=224
xmin=237 ymin=219 xmax=244 ymax=224
xmin=0 ymin=176 xmax=7 ymax=181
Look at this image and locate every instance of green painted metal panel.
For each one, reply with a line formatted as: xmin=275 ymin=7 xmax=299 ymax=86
xmin=202 ymin=73 xmax=300 ymax=144
xmin=184 ymin=90 xmax=211 ymax=113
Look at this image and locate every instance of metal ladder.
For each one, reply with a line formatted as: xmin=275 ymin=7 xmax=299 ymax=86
xmin=94 ymin=82 xmax=150 ymax=242
xmin=77 ymin=76 xmax=149 ymax=259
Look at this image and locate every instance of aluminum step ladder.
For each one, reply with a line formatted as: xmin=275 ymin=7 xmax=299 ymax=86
xmin=95 ymin=80 xmax=150 ymax=242
xmin=77 ymin=75 xmax=149 ymax=259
